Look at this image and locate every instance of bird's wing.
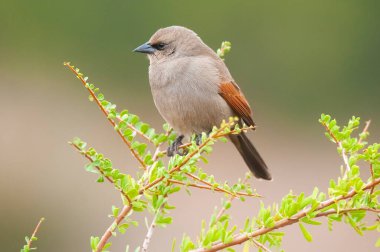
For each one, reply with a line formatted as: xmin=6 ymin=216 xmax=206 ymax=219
xmin=218 ymin=82 xmax=255 ymax=126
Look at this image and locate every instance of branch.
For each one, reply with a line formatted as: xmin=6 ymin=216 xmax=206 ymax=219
xmin=167 ymin=179 xmax=260 ymax=198
xmin=370 ymin=163 xmax=375 ymax=195
xmin=142 ymin=204 xmax=165 ymax=252
xmin=192 ymin=178 xmax=380 ymax=252
xmin=314 ymin=207 xmax=380 ymax=218
xmin=70 ymin=143 xmax=132 ymax=205
xmin=358 ymin=120 xmax=371 ymax=144
xmin=252 ymin=239 xmax=272 ymax=252
xmin=140 ymin=123 xmax=231 ymax=193
xmin=94 ymin=128 xmax=172 ymax=252
xmin=321 ymin=122 xmax=351 ymax=174
xmin=64 ymin=62 xmax=147 ymax=170
xmin=214 ymin=176 xmax=250 ymax=222
xmin=158 ymin=125 xmax=254 ymax=156
xmin=21 ymin=218 xmax=45 ymax=252
xmin=96 ymin=204 xmax=132 ymax=252
xmin=141 ymin=130 xmax=174 ymax=252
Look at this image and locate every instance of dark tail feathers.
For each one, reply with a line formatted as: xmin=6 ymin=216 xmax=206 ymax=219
xmin=230 ymin=132 xmax=272 ymax=180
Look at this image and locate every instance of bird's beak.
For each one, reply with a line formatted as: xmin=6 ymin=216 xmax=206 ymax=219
xmin=133 ymin=42 xmax=155 ymax=54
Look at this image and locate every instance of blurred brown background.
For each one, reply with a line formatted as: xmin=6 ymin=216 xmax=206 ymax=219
xmin=1 ymin=1 xmax=379 ymax=251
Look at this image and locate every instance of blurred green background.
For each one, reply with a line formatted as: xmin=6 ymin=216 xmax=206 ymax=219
xmin=1 ymin=1 xmax=379 ymax=251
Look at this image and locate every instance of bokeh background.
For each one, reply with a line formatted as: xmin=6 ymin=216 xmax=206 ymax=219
xmin=1 ymin=1 xmax=379 ymax=251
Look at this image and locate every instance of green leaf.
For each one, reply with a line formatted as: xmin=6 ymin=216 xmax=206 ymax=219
xmin=118 ymin=223 xmax=129 ymax=234
xmin=85 ymin=162 xmax=99 ymax=174
xmin=103 ymin=242 xmax=112 ymax=250
xmin=96 ymin=176 xmax=104 ymax=183
xmin=301 ymin=217 xmax=322 ymax=225
xmin=112 ymin=205 xmax=119 ymax=217
xmin=299 ymin=223 xmax=313 ymax=242
xmin=375 ymin=237 xmax=380 ymax=247
xmin=90 ymin=236 xmax=100 ymax=250
xmin=131 ymin=201 xmax=146 ymax=212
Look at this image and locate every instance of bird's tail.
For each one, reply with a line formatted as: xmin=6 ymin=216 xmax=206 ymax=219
xmin=229 ymin=132 xmax=272 ymax=180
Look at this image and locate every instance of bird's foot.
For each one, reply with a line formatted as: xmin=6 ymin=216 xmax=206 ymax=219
xmin=194 ymin=131 xmax=211 ymax=146
xmin=167 ymin=135 xmax=185 ymax=157
xmin=195 ymin=133 xmax=202 ymax=146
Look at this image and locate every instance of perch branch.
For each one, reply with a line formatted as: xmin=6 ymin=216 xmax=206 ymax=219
xmin=140 ymin=123 xmax=230 ymax=193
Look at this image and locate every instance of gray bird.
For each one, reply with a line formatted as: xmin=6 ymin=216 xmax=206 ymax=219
xmin=134 ymin=26 xmax=271 ymax=180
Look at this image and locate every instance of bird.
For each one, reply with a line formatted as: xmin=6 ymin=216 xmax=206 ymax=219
xmin=133 ymin=26 xmax=271 ymax=180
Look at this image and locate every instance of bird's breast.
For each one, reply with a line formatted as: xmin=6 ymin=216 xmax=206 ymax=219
xmin=148 ymin=57 xmax=233 ymax=136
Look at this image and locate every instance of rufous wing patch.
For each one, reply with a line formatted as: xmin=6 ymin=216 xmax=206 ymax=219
xmin=218 ymin=82 xmax=255 ymax=126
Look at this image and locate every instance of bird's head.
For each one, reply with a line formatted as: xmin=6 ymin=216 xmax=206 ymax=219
xmin=133 ymin=26 xmax=209 ymax=64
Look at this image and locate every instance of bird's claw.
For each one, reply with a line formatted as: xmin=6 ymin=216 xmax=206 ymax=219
xmin=167 ymin=135 xmax=185 ymax=157
xmin=194 ymin=131 xmax=211 ymax=146
xmin=195 ymin=133 xmax=202 ymax=146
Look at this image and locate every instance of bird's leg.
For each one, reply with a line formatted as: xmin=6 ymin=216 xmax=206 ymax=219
xmin=167 ymin=135 xmax=184 ymax=157
xmin=194 ymin=130 xmax=212 ymax=146
xmin=195 ymin=133 xmax=202 ymax=146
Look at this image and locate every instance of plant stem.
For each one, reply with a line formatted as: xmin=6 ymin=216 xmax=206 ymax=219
xmin=64 ymin=62 xmax=147 ymax=169
xmin=142 ymin=204 xmax=165 ymax=252
xmin=167 ymin=179 xmax=260 ymax=198
xmin=96 ymin=204 xmax=132 ymax=252
xmin=26 ymin=218 xmax=45 ymax=249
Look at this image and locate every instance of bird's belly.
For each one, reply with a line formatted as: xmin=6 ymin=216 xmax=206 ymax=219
xmin=152 ymin=85 xmax=233 ymax=136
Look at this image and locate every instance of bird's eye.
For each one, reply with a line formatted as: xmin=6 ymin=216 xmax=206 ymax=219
xmin=153 ymin=43 xmax=166 ymax=51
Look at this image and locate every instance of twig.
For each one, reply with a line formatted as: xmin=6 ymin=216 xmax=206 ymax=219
xmin=314 ymin=207 xmax=380 ymax=218
xmin=64 ymin=62 xmax=147 ymax=170
xmin=358 ymin=120 xmax=371 ymax=144
xmin=142 ymin=204 xmax=165 ymax=252
xmin=370 ymin=164 xmax=375 ymax=195
xmin=96 ymin=204 xmax=132 ymax=252
xmin=214 ymin=176 xmax=250 ymax=222
xmin=184 ymin=172 xmax=258 ymax=198
xmin=71 ymin=143 xmax=114 ymax=184
xmin=25 ymin=218 xmax=45 ymax=250
xmin=321 ymin=122 xmax=351 ymax=174
xmin=251 ymin=239 xmax=272 ymax=252
xmin=192 ymin=178 xmax=380 ymax=252
xmin=140 ymin=123 xmax=231 ymax=193
xmin=167 ymin=179 xmax=260 ymax=198
xmin=71 ymin=143 xmax=132 ymax=204
xmin=159 ymin=126 xmax=253 ymax=156
xmin=94 ymin=128 xmax=172 ymax=252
